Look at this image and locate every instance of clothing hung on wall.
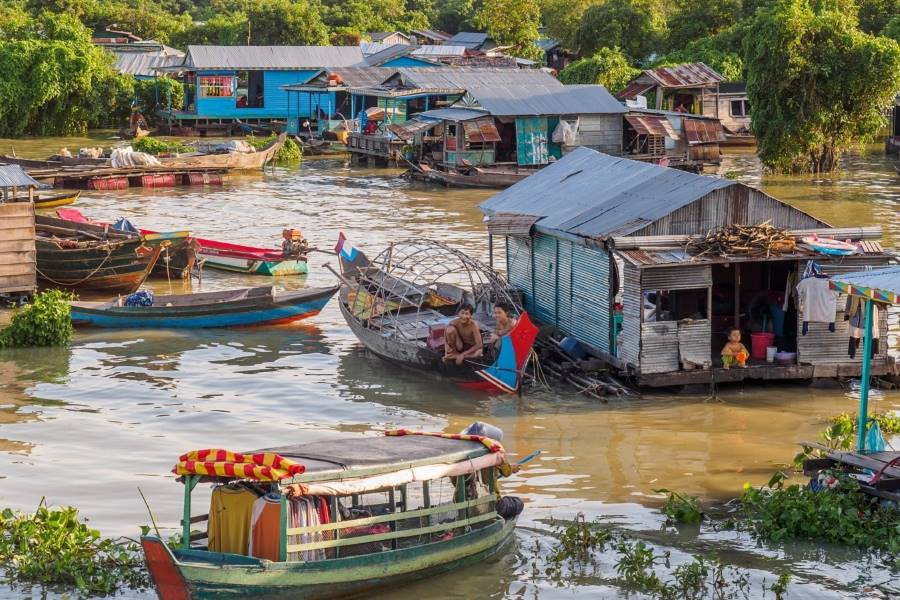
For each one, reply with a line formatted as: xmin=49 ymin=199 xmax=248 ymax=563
xmin=207 ymin=485 xmax=258 ymax=555
xmin=795 ymin=275 xmax=836 ymax=335
xmin=845 ymin=296 xmax=881 ymax=358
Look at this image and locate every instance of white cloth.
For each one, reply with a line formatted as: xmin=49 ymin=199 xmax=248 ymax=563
xmin=795 ymin=276 xmax=836 ymax=323
xmin=110 ymin=147 xmax=161 ymax=168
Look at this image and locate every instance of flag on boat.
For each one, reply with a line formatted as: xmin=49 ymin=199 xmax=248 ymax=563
xmin=473 ymin=312 xmax=539 ymax=393
xmin=335 ymin=232 xmax=368 ymax=277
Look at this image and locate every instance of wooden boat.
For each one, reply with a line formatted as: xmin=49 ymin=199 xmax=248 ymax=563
xmin=333 ymin=236 xmax=538 ymax=393
xmin=34 ymin=215 xmax=160 ymax=293
xmin=295 ymin=136 xmax=347 ymax=157
xmin=159 ymin=133 xmax=286 ymax=170
xmin=12 ymin=190 xmax=81 ymax=209
xmin=409 ymin=162 xmax=532 ymax=189
xmin=141 ymin=431 xmax=524 ymax=599
xmin=196 ymin=236 xmax=309 ymax=276
xmin=235 ymin=119 xmax=286 ymax=135
xmin=70 ymin=284 xmax=338 ymax=328
xmin=54 ymin=209 xmax=198 ymax=280
xmin=0 ymin=154 xmax=108 ymax=169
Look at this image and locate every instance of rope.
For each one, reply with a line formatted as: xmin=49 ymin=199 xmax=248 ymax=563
xmin=36 ymin=245 xmax=113 ymax=287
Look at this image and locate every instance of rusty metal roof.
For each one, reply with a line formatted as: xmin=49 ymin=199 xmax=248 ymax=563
xmin=683 ymin=118 xmax=725 ymax=144
xmin=643 ymin=62 xmax=724 ymax=88
xmin=617 ymin=81 xmax=655 ymax=100
xmin=618 ymin=245 xmax=891 ymax=268
xmin=624 ymin=114 xmax=668 ymax=136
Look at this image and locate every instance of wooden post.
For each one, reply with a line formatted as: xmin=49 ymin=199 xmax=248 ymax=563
xmin=330 ymin=496 xmax=340 ymax=559
xmin=388 ymin=487 xmax=397 ymax=550
xmin=857 ymin=298 xmax=874 ymax=452
xmin=488 ymin=234 xmax=494 ymax=268
xmin=278 ymin=492 xmax=287 ymax=561
xmin=733 ymin=263 xmax=741 ymax=329
xmin=181 ymin=476 xmax=197 ymax=549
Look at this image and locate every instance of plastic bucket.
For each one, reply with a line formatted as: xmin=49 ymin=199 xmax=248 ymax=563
xmin=750 ymin=332 xmax=776 ymax=361
xmin=766 ymin=346 xmax=777 ymax=363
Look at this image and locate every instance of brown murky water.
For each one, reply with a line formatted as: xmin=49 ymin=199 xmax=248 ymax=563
xmin=0 ymin=132 xmax=898 ymax=599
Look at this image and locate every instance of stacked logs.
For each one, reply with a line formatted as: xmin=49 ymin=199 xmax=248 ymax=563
xmin=534 ymin=337 xmax=632 ymax=400
xmin=685 ymin=220 xmax=796 ymax=259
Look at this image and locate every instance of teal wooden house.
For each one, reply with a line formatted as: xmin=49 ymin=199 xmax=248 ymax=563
xmin=158 ymin=45 xmax=364 ymax=135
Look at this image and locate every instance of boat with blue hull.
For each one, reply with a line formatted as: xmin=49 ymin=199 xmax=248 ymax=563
xmin=70 ymin=285 xmax=337 ymax=328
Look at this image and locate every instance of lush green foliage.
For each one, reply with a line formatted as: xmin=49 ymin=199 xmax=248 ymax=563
xmin=654 ymin=23 xmax=748 ymax=80
xmin=246 ymin=133 xmax=302 ymax=161
xmin=134 ymin=77 xmax=184 ymax=126
xmin=433 ymin=0 xmax=478 ymax=33
xmin=131 ymin=137 xmax=193 ymax=154
xmin=884 ymin=15 xmax=900 ymax=43
xmin=0 ymin=504 xmax=148 ymax=594
xmin=557 ymin=47 xmax=640 ymax=93
xmin=741 ymin=471 xmax=900 ymax=552
xmin=654 ymin=488 xmax=703 ymax=524
xmin=744 ymin=0 xmax=900 ymax=172
xmin=574 ymin=0 xmax=666 ymax=61
xmin=0 ymin=290 xmax=74 ymax=348
xmin=540 ymin=0 xmax=595 ymax=52
xmin=666 ymin=0 xmax=742 ymax=51
xmin=474 ymin=0 xmax=542 ymax=60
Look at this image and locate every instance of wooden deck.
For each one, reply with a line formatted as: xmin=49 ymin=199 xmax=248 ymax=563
xmin=803 ymin=443 xmax=900 ymax=503
xmin=27 ymin=165 xmax=228 ymax=189
xmin=637 ymin=359 xmax=896 ymax=387
xmin=347 ymin=133 xmax=404 ymax=162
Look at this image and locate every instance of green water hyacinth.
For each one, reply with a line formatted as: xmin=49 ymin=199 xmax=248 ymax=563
xmin=0 ymin=505 xmax=148 ymax=595
xmin=246 ymin=134 xmax=302 ymax=162
xmin=0 ymin=290 xmax=73 ymax=348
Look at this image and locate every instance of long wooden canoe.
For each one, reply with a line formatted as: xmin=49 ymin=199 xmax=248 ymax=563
xmin=70 ymin=285 xmax=338 ymax=328
xmin=32 ymin=191 xmax=80 ymax=209
xmin=160 ymin=133 xmax=286 ymax=170
xmin=196 ymin=237 xmax=308 ymax=276
xmin=409 ymin=163 xmax=532 ymax=189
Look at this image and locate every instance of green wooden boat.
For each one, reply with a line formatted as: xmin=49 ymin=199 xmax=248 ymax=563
xmin=142 ymin=432 xmax=525 ymax=599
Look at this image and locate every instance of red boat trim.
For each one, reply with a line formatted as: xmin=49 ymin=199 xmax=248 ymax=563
xmin=141 ymin=537 xmax=190 ymax=600
xmin=235 ymin=309 xmax=323 ymax=327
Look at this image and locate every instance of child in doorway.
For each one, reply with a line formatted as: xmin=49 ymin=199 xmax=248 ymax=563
xmin=721 ymin=327 xmax=749 ymax=368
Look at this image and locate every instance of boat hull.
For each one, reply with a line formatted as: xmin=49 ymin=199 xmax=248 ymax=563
xmin=33 ymin=191 xmax=80 ymax=209
xmin=141 ymin=231 xmax=198 ymax=280
xmin=338 ymin=298 xmax=485 ymax=381
xmin=199 ymin=253 xmax=309 ymax=276
xmin=160 ymin=133 xmax=285 ymax=170
xmin=142 ymin=515 xmax=516 ymax=599
xmin=35 ymin=237 xmax=160 ymax=294
xmin=70 ymin=285 xmax=337 ymax=328
xmin=410 ymin=166 xmax=531 ymax=189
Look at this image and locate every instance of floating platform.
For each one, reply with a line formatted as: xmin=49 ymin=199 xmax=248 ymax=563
xmin=26 ymin=165 xmax=228 ymax=190
xmin=803 ymin=443 xmax=900 ymax=503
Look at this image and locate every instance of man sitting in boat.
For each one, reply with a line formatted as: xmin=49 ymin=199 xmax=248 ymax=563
xmin=444 ymin=304 xmax=483 ymax=365
xmin=489 ymin=301 xmax=518 ymax=348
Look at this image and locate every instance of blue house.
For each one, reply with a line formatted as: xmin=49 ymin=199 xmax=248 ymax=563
xmin=363 ymin=44 xmax=441 ymax=69
xmin=478 ymin=149 xmax=891 ymax=387
xmin=157 ymin=45 xmax=364 ymax=135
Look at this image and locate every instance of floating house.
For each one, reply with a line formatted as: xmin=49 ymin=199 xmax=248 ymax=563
xmin=480 ymin=148 xmax=893 ymax=387
xmin=712 ymin=82 xmax=754 ymax=146
xmin=157 ymin=45 xmax=364 ymax=135
xmin=367 ymin=32 xmax=412 ymax=46
xmin=0 ymin=166 xmax=38 ymax=297
xmin=623 ymin=109 xmax=725 ymax=169
xmin=108 ymin=43 xmax=184 ymax=80
xmin=618 ymin=62 xmax=724 ymax=116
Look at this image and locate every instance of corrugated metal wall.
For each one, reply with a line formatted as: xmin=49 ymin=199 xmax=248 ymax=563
xmin=506 ymin=236 xmax=533 ymax=313
xmin=571 ymin=242 xmax=611 ymax=352
xmin=640 ymin=321 xmax=680 ymax=373
xmin=532 ymin=233 xmax=558 ymax=325
xmin=619 ymin=263 xmax=642 ymax=366
xmin=632 ymin=186 xmax=826 ymax=236
xmin=641 ymin=265 xmax=711 ymax=290
xmin=677 ymin=319 xmax=712 ymax=368
xmin=576 ymin=114 xmax=623 ymax=155
xmin=797 ymin=295 xmax=889 ymax=365
xmin=557 ymin=240 xmax=574 ymax=334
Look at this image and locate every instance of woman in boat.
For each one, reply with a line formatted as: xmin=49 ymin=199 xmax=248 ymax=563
xmin=444 ymin=303 xmax=484 ymax=365
xmin=489 ymin=301 xmax=518 ymax=347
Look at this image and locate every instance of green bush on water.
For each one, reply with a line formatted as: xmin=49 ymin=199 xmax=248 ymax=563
xmin=131 ymin=137 xmax=193 ymax=155
xmin=654 ymin=488 xmax=703 ymax=524
xmin=0 ymin=505 xmax=148 ymax=595
xmin=0 ymin=290 xmax=73 ymax=348
xmin=793 ymin=411 xmax=900 ymax=468
xmin=245 ymin=134 xmax=302 ymax=162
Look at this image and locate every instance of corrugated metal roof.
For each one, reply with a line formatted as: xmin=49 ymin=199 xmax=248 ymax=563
xmin=411 ymin=29 xmax=452 ymax=42
xmin=360 ymin=41 xmax=390 ymax=56
xmin=643 ymin=62 xmax=724 ymax=88
xmin=617 ymin=81 xmax=655 ymax=100
xmin=683 ymin=118 xmax=725 ymax=144
xmin=282 ymin=67 xmax=397 ymax=91
xmin=369 ymin=32 xmax=410 ymax=43
xmin=0 ymin=165 xmax=41 ymax=188
xmin=625 ymin=114 xmax=668 ymax=136
xmin=446 ymin=32 xmax=489 ymax=48
xmin=411 ymin=45 xmax=467 ymax=57
xmin=536 ymin=38 xmax=561 ymax=52
xmin=397 ymin=67 xmax=560 ymax=90
xmin=112 ymin=52 xmax=183 ymax=77
xmin=831 ymin=266 xmax=900 ymax=304
xmin=419 ymin=107 xmax=490 ymax=121
xmin=485 ymin=213 xmax=540 ymax=236
xmin=617 ymin=247 xmax=823 ymax=268
xmin=364 ymin=44 xmax=415 ymax=66
xmin=479 ymin=147 xmax=735 ymax=240
xmin=183 ymin=46 xmax=364 ymax=70
xmin=465 ymin=84 xmax=626 ymax=116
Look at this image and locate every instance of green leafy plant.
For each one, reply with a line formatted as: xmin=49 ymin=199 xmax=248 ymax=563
xmin=132 ymin=137 xmax=193 ymax=155
xmin=654 ymin=488 xmax=703 ymax=524
xmin=0 ymin=289 xmax=73 ymax=348
xmin=615 ymin=540 xmax=668 ymax=591
xmin=770 ymin=571 xmax=791 ymax=600
xmin=246 ymin=134 xmax=302 ymax=162
xmin=0 ymin=504 xmax=149 ymax=594
xmin=547 ymin=513 xmax=612 ymax=564
xmin=794 ymin=411 xmax=900 ymax=468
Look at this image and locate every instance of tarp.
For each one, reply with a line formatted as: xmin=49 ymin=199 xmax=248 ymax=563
xmin=110 ymin=147 xmax=161 ymax=168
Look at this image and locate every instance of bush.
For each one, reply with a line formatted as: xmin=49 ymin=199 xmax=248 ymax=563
xmin=0 ymin=504 xmax=148 ymax=595
xmin=0 ymin=289 xmax=73 ymax=348
xmin=558 ymin=47 xmax=640 ymax=93
xmin=246 ymin=134 xmax=301 ymax=162
xmin=133 ymin=77 xmax=184 ymax=126
xmin=132 ymin=137 xmax=193 ymax=155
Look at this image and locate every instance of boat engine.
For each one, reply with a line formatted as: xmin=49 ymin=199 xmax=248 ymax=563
xmin=281 ymin=228 xmax=309 ymax=258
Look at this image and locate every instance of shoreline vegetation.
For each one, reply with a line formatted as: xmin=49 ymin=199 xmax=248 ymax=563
xmin=0 ymin=1 xmax=895 ymax=172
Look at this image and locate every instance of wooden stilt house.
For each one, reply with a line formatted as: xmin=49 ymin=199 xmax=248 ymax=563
xmin=480 ymin=148 xmax=895 ymax=387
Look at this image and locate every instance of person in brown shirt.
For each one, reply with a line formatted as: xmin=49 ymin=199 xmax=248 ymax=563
xmin=444 ymin=303 xmax=483 ymax=365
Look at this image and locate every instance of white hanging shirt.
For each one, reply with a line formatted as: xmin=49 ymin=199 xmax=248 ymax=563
xmin=795 ymin=277 xmax=836 ymax=323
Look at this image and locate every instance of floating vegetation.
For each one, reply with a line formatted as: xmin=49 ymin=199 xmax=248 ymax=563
xmin=131 ymin=137 xmax=193 ymax=155
xmin=0 ymin=504 xmax=148 ymax=595
xmin=0 ymin=290 xmax=73 ymax=348
xmin=794 ymin=411 xmax=900 ymax=468
xmin=246 ymin=133 xmax=301 ymax=162
xmin=654 ymin=488 xmax=703 ymax=524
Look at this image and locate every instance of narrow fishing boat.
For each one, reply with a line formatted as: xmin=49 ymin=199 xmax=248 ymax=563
xmin=160 ymin=133 xmax=286 ymax=170
xmin=56 ymin=209 xmax=198 ymax=280
xmin=34 ymin=215 xmax=160 ymax=293
xmin=141 ymin=428 xmax=528 ymax=599
xmin=70 ymin=284 xmax=338 ymax=328
xmin=31 ymin=190 xmax=80 ymax=209
xmin=331 ymin=234 xmax=538 ymax=393
xmin=196 ymin=229 xmax=309 ymax=276
xmin=408 ymin=162 xmax=532 ymax=189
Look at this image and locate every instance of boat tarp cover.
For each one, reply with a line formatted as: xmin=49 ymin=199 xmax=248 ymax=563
xmin=256 ymin=435 xmax=490 ymax=477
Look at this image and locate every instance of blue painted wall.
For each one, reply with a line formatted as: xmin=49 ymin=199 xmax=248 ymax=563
xmin=379 ymin=56 xmax=439 ymax=68
xmin=192 ymin=69 xmax=321 ymax=119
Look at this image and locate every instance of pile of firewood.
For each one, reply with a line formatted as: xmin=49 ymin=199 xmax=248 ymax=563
xmin=686 ymin=221 xmax=796 ymax=258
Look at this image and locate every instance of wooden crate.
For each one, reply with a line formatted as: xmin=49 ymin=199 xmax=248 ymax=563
xmin=0 ymin=201 xmax=36 ymax=294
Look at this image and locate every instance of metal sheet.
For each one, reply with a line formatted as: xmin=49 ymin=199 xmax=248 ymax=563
xmin=683 ymin=118 xmax=724 ymax=144
xmin=643 ymin=62 xmax=725 ymax=88
xmin=557 ymin=240 xmax=573 ymax=334
xmin=506 ymin=236 xmax=534 ymax=314
xmin=532 ymin=233 xmax=558 ymax=326
xmin=466 ymin=84 xmax=626 ymax=117
xmin=796 ymin=296 xmax=888 ymax=365
xmin=640 ymin=321 xmax=680 ymax=373
xmin=570 ymin=243 xmax=611 ymax=352
xmin=0 ymin=165 xmax=41 ymax=188
xmin=617 ymin=81 xmax=655 ymax=100
xmin=486 ymin=214 xmax=539 ymax=236
xmin=624 ymin=114 xmax=668 ymax=136
xmin=641 ymin=265 xmax=711 ymax=291
xmin=619 ymin=262 xmax=642 ymax=366
xmin=463 ymin=118 xmax=500 ymax=142
xmin=386 ymin=117 xmax=437 ymax=141
xmin=184 ymin=45 xmax=364 ymax=70
xmin=677 ymin=319 xmax=711 ymax=368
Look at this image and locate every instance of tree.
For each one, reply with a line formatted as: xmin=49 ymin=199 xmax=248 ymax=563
xmin=743 ymin=0 xmax=900 ymax=172
xmin=666 ymin=0 xmax=742 ymax=51
xmin=856 ymin=0 xmax=899 ymax=34
xmin=557 ymin=46 xmax=640 ymax=92
xmin=433 ymin=0 xmax=478 ymax=34
xmin=475 ymin=0 xmax=542 ymax=60
xmin=655 ymin=23 xmax=749 ymax=81
xmin=884 ymin=15 xmax=900 ymax=43
xmin=541 ymin=0 xmax=597 ymax=51
xmin=574 ymin=0 xmax=666 ymax=62
xmin=171 ymin=12 xmax=246 ymax=46
xmin=246 ymin=0 xmax=328 ymax=45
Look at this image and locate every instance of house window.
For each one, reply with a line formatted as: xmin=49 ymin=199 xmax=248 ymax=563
xmin=730 ymin=99 xmax=751 ymax=117
xmin=198 ymin=76 xmax=234 ymax=98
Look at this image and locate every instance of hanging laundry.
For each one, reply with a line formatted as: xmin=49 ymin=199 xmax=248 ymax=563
xmin=287 ymin=496 xmax=325 ymax=562
xmin=845 ymin=296 xmax=881 ymax=358
xmin=249 ymin=492 xmax=282 ymax=562
xmin=207 ymin=485 xmax=258 ymax=555
xmin=795 ymin=275 xmax=836 ymax=335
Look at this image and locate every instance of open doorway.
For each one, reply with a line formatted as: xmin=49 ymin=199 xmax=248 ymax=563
xmin=236 ymin=71 xmax=264 ymax=108
xmin=710 ymin=261 xmax=798 ymax=366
